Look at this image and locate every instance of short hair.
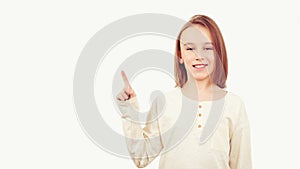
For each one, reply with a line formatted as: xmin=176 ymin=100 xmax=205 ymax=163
xmin=174 ymin=15 xmax=228 ymax=88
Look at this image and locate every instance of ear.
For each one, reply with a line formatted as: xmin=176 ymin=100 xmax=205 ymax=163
xmin=179 ymin=58 xmax=184 ymax=64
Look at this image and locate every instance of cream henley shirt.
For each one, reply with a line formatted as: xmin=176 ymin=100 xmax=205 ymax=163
xmin=116 ymin=86 xmax=252 ymax=169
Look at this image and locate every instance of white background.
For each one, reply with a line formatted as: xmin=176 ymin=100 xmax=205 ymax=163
xmin=1 ymin=0 xmax=300 ymax=168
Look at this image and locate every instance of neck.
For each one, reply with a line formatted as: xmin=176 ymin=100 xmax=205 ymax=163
xmin=181 ymin=78 xmax=222 ymax=102
xmin=183 ymin=78 xmax=211 ymax=93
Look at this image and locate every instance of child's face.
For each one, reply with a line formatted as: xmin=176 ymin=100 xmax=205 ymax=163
xmin=179 ymin=25 xmax=215 ymax=82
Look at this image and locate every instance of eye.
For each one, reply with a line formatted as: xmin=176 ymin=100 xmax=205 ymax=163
xmin=204 ymin=47 xmax=214 ymax=50
xmin=186 ymin=47 xmax=195 ymax=51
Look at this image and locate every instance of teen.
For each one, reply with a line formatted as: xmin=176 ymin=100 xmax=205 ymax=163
xmin=116 ymin=15 xmax=252 ymax=169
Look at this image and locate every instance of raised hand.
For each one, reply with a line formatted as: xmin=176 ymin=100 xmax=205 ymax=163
xmin=116 ymin=70 xmax=136 ymax=101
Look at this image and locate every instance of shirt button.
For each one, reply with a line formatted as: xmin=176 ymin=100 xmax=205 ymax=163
xmin=198 ymin=105 xmax=202 ymax=109
xmin=198 ymin=113 xmax=202 ymax=117
xmin=198 ymin=124 xmax=202 ymax=128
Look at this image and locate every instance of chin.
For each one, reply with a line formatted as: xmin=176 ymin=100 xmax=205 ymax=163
xmin=192 ymin=75 xmax=211 ymax=81
xmin=191 ymin=71 xmax=209 ymax=78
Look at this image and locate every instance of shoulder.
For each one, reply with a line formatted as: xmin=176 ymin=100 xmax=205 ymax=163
xmin=152 ymin=87 xmax=181 ymax=110
xmin=223 ymin=91 xmax=251 ymax=130
xmin=226 ymin=91 xmax=246 ymax=107
xmin=162 ymin=86 xmax=182 ymax=104
xmin=153 ymin=86 xmax=180 ymax=101
xmin=224 ymin=91 xmax=248 ymax=118
xmin=149 ymin=87 xmax=180 ymax=108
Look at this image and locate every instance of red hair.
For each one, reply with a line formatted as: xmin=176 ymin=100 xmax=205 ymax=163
xmin=174 ymin=15 xmax=228 ymax=88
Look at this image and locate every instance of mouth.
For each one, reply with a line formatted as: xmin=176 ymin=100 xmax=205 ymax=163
xmin=192 ymin=63 xmax=208 ymax=69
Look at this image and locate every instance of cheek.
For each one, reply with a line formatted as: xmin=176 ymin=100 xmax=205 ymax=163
xmin=208 ymin=58 xmax=216 ymax=73
xmin=205 ymin=52 xmax=214 ymax=63
xmin=181 ymin=51 xmax=195 ymax=62
xmin=208 ymin=58 xmax=214 ymax=67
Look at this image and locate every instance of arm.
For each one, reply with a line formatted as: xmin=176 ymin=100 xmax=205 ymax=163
xmin=229 ymin=101 xmax=253 ymax=169
xmin=117 ymin=96 xmax=164 ymax=168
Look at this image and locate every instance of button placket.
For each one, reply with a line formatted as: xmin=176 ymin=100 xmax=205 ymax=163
xmin=197 ymin=104 xmax=203 ymax=129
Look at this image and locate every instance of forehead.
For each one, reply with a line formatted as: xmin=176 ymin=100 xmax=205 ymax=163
xmin=180 ymin=25 xmax=212 ymax=45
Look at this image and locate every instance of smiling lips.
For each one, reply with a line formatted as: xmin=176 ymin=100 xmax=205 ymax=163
xmin=192 ymin=63 xmax=208 ymax=68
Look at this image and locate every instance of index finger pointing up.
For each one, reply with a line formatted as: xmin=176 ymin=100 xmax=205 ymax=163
xmin=121 ymin=70 xmax=131 ymax=87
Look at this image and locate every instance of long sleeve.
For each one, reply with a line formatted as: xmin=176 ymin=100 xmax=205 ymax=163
xmin=116 ymin=96 xmax=164 ymax=168
xmin=229 ymin=101 xmax=253 ymax=169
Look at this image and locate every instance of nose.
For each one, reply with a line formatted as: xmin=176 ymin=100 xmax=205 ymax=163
xmin=195 ymin=53 xmax=205 ymax=61
xmin=193 ymin=50 xmax=205 ymax=60
xmin=196 ymin=57 xmax=204 ymax=61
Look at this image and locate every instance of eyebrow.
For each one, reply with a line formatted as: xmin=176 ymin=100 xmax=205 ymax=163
xmin=183 ymin=42 xmax=213 ymax=46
